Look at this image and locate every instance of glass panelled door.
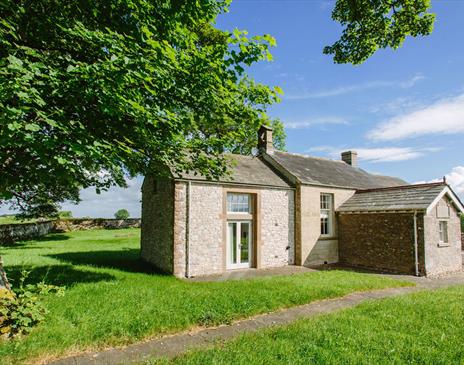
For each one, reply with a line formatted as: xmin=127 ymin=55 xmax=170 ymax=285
xmin=227 ymin=221 xmax=252 ymax=269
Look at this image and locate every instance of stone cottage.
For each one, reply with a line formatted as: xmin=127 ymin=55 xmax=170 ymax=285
xmin=141 ymin=154 xmax=295 ymax=278
xmin=141 ymin=125 xmax=463 ymax=278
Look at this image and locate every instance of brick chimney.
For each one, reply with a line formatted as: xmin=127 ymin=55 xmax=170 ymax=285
xmin=341 ymin=151 xmax=358 ymax=167
xmin=258 ymin=125 xmax=274 ymax=155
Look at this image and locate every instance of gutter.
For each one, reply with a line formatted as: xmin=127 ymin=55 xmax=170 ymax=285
xmin=413 ymin=211 xmax=420 ymax=277
xmin=185 ymin=181 xmax=191 ymax=278
xmin=174 ymin=178 xmax=294 ymax=191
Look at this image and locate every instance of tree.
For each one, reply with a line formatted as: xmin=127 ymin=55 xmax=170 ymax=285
xmin=325 ymin=0 xmax=435 ymax=64
xmin=0 ymin=0 xmax=283 ymax=218
xmin=0 ymin=0 xmax=436 ymax=286
xmin=114 ymin=209 xmax=130 ymax=220
xmin=58 ymin=211 xmax=73 ymax=219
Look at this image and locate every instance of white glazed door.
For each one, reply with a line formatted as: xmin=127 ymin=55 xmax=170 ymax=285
xmin=227 ymin=221 xmax=252 ymax=269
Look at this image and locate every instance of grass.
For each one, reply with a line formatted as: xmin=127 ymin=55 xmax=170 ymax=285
xmin=152 ymin=285 xmax=464 ymax=365
xmin=0 ymin=229 xmax=411 ymax=364
xmin=0 ymin=216 xmax=39 ymax=225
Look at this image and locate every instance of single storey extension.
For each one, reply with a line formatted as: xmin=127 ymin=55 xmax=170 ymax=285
xmin=338 ymin=183 xmax=464 ymax=276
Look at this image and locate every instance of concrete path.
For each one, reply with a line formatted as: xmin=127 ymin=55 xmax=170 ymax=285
xmin=188 ymin=265 xmax=315 ymax=282
xmin=48 ymin=273 xmax=464 ymax=365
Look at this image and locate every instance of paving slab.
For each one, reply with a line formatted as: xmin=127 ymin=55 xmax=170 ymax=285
xmin=47 ymin=272 xmax=464 ymax=365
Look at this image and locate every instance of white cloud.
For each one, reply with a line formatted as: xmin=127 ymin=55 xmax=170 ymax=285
xmin=355 ymin=147 xmax=439 ymax=163
xmin=368 ymin=96 xmax=424 ymax=115
xmin=368 ymin=94 xmax=464 ymax=141
xmin=417 ymin=166 xmax=464 ymax=199
xmin=284 ymin=117 xmax=348 ymax=129
xmin=307 ymin=146 xmax=439 ymax=163
xmin=60 ymin=177 xmax=142 ymax=218
xmin=0 ymin=177 xmax=143 ymax=218
xmin=446 ymin=166 xmax=464 ymax=196
xmin=285 ymin=74 xmax=424 ymax=100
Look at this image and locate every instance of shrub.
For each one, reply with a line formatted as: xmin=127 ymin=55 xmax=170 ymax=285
xmin=114 ymin=209 xmax=130 ymax=220
xmin=0 ymin=271 xmax=64 ymax=338
xmin=58 ymin=211 xmax=73 ymax=218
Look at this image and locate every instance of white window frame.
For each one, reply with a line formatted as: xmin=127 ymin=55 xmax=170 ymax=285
xmin=227 ymin=193 xmax=252 ymax=214
xmin=438 ymin=220 xmax=449 ymax=245
xmin=320 ymin=193 xmax=333 ymax=237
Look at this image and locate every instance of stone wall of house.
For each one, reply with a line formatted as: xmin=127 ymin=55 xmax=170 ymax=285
xmin=54 ymin=218 xmax=141 ymax=232
xmin=171 ymin=182 xmax=296 ymax=278
xmin=0 ymin=221 xmax=55 ymax=245
xmin=140 ymin=176 xmax=174 ymax=273
xmin=172 ymin=182 xmax=187 ymax=277
xmin=260 ymin=189 xmax=295 ymax=267
xmin=185 ymin=183 xmax=224 ymax=277
xmin=423 ymin=196 xmax=462 ymax=276
xmin=338 ymin=212 xmax=426 ymax=275
xmin=299 ymin=185 xmax=355 ymax=266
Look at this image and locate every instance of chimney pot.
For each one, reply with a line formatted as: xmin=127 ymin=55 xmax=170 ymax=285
xmin=258 ymin=125 xmax=274 ymax=155
xmin=341 ymin=151 xmax=358 ymax=167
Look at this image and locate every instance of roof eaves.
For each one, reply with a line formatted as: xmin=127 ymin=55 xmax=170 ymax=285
xmin=338 ymin=208 xmax=426 ymax=214
xmin=355 ymin=182 xmax=446 ymax=194
xmin=300 ymin=181 xmax=360 ymax=190
xmin=173 ymin=177 xmax=294 ymax=190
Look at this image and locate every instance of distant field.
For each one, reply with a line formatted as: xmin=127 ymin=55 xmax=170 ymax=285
xmin=0 ymin=216 xmax=38 ymax=225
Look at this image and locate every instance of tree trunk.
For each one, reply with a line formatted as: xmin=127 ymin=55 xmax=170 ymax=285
xmin=0 ymin=255 xmax=11 ymax=291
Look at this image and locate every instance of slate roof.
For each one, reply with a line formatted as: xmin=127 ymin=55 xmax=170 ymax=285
xmin=176 ymin=154 xmax=291 ymax=188
xmin=269 ymin=151 xmax=406 ymax=189
xmin=337 ymin=183 xmax=448 ymax=212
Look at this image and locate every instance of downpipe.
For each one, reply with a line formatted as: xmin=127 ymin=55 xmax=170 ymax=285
xmin=185 ymin=181 xmax=191 ymax=278
xmin=413 ymin=211 xmax=420 ymax=277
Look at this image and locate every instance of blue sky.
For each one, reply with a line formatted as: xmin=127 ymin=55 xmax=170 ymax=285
xmin=216 ymin=0 xmax=464 ymax=184
xmin=3 ymin=1 xmax=463 ymax=218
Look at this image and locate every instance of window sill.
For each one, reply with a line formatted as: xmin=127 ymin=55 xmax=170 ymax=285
xmin=437 ymin=242 xmax=450 ymax=248
xmin=227 ymin=213 xmax=253 ymax=220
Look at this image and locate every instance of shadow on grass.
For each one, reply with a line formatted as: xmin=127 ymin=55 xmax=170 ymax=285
xmin=5 ymin=264 xmax=116 ymax=288
xmin=35 ymin=233 xmax=71 ymax=242
xmin=48 ymin=249 xmax=163 ymax=275
xmin=1 ymin=233 xmax=71 ymax=249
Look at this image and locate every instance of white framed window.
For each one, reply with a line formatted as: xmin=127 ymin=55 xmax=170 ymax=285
xmin=227 ymin=193 xmax=251 ymax=213
xmin=439 ymin=221 xmax=449 ymax=244
xmin=320 ymin=193 xmax=333 ymax=236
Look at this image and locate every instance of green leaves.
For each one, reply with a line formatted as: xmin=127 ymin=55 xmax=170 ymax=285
xmin=0 ymin=0 xmax=284 ymax=217
xmin=325 ymin=0 xmax=436 ymax=64
xmin=0 ymin=271 xmax=65 ymax=338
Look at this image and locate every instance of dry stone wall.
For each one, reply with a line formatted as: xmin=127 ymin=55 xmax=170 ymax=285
xmin=0 ymin=221 xmax=55 ymax=245
xmin=54 ymin=218 xmax=140 ymax=232
xmin=0 ymin=218 xmax=141 ymax=245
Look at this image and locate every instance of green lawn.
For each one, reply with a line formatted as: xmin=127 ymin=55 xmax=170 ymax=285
xmin=0 ymin=229 xmax=411 ymax=364
xmin=0 ymin=216 xmax=38 ymax=225
xmin=153 ymin=285 xmax=464 ymax=365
